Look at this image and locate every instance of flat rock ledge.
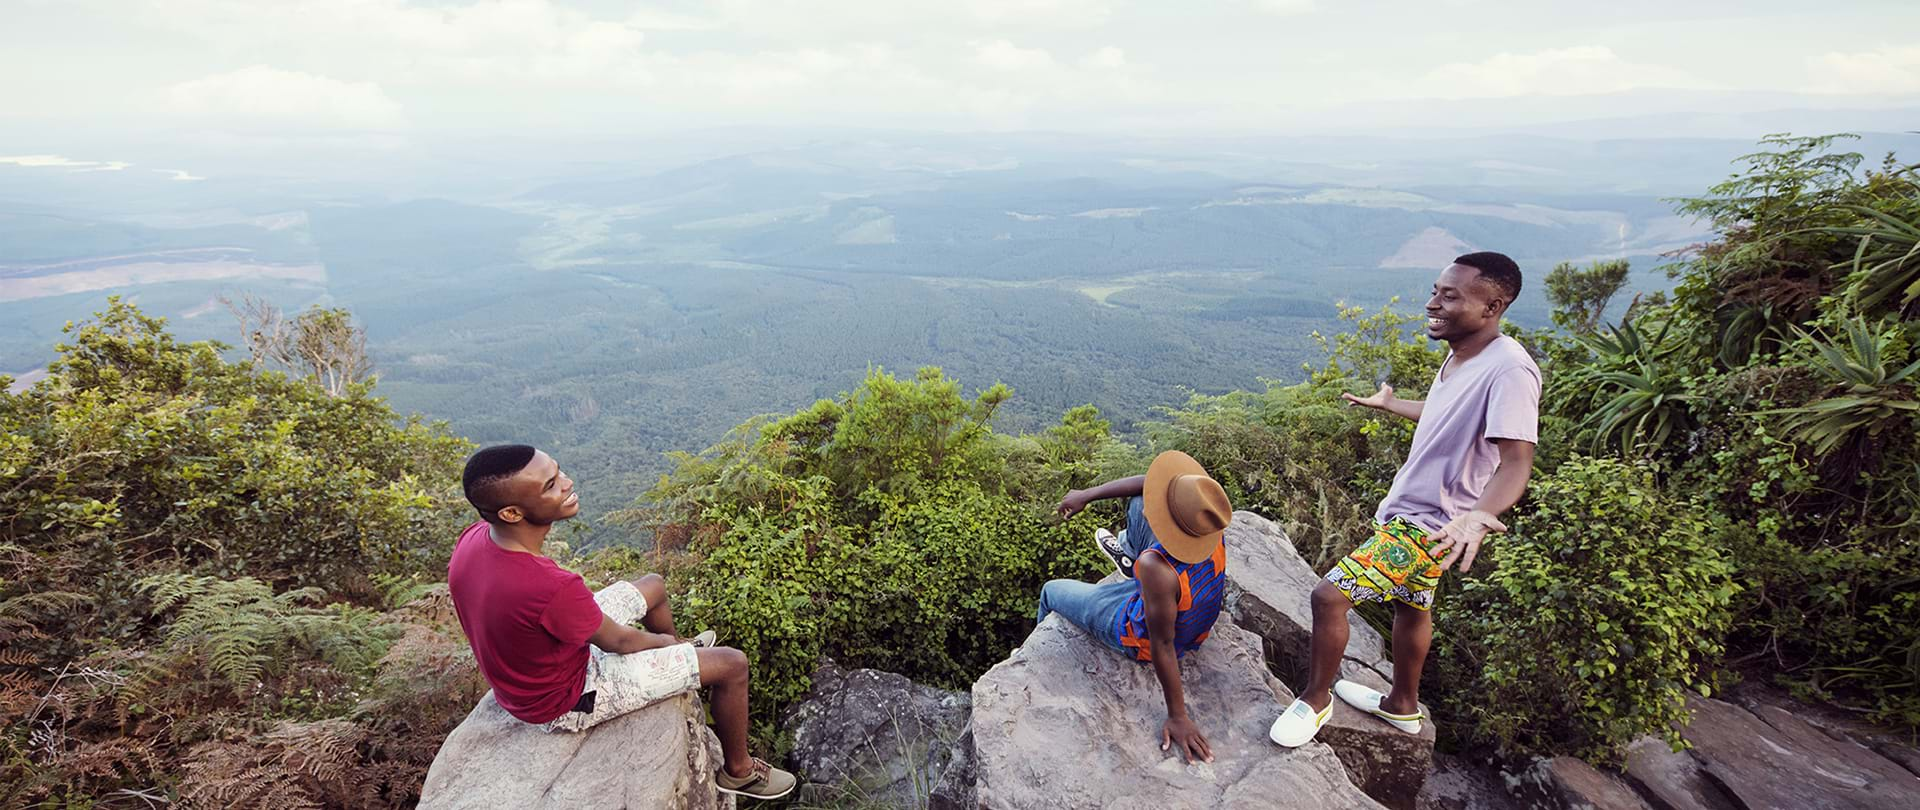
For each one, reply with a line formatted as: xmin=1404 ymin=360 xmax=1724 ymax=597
xmin=967 ymin=606 xmax=1384 ymax=810
xmin=420 ymin=690 xmax=733 ymax=810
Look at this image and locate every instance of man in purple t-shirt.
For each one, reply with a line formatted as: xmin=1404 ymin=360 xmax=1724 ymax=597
xmin=1271 ymin=252 xmax=1541 ymax=748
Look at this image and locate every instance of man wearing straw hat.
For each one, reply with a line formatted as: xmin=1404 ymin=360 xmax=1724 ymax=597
xmin=1048 ymin=450 xmax=1235 ymax=765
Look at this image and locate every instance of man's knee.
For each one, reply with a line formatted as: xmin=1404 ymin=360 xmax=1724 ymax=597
xmin=1311 ymin=580 xmax=1352 ymax=616
xmin=702 ymin=646 xmax=748 ymax=682
xmin=631 ymin=573 xmax=666 ymax=605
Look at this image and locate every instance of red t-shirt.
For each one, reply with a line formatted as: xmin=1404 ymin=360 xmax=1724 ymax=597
xmin=447 ymin=521 xmax=606 ymax=723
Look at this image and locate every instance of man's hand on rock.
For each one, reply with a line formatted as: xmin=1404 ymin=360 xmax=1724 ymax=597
xmin=1425 ymin=509 xmax=1507 ymax=573
xmin=1056 ymin=489 xmax=1092 ymax=521
xmin=1161 ymin=715 xmax=1213 ymax=764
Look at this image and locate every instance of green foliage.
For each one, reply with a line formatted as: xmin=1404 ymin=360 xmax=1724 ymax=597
xmin=0 ymin=301 xmax=474 ymax=808
xmin=1561 ymin=320 xmax=1702 ymax=457
xmin=1432 ymin=458 xmax=1736 ymax=763
xmin=1759 ymin=318 xmax=1920 ymax=456
xmin=136 ymin=573 xmax=397 ymax=699
xmin=1545 ymin=259 xmax=1632 ymax=334
xmin=1305 ymin=299 xmax=1448 ymax=392
xmin=1536 ymin=134 xmax=1920 ymax=730
xmin=642 ymin=367 xmax=1115 ymax=734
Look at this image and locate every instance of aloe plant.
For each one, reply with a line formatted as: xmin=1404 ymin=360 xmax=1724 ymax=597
xmin=1759 ymin=318 xmax=1920 ymax=457
xmin=1573 ymin=320 xmax=1699 ymax=457
xmin=1829 ymin=202 xmax=1920 ymax=313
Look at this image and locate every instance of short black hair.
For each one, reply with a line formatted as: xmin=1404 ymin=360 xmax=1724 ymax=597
xmin=463 ymin=444 xmax=536 ymax=523
xmin=1454 ymin=251 xmax=1522 ymax=304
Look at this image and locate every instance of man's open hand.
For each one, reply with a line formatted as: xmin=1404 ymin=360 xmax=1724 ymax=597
xmin=1342 ymin=382 xmax=1395 ymax=411
xmin=1424 ymin=509 xmax=1507 ymax=573
xmin=1161 ymin=715 xmax=1213 ymax=764
xmin=1056 ymin=489 xmax=1092 ymax=520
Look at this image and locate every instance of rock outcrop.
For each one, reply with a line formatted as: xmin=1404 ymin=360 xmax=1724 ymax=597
xmin=1621 ymin=694 xmax=1920 ymax=810
xmin=1222 ymin=510 xmax=1436 ymax=808
xmin=783 ymin=660 xmax=973 ymax=807
xmin=967 ymin=602 xmax=1384 ymax=810
xmin=1517 ymin=757 xmax=1653 ymax=810
xmin=419 ymin=691 xmax=733 ymax=810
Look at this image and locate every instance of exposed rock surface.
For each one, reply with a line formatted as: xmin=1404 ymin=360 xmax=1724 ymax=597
xmin=783 ymin=659 xmax=972 ymax=807
xmin=1222 ymin=510 xmax=1435 ymax=808
xmin=967 ymin=605 xmax=1384 ymax=810
xmin=1650 ymin=694 xmax=1920 ymax=810
xmin=420 ymin=691 xmax=732 ymax=810
xmin=928 ymin=726 xmax=978 ymax=810
xmin=1414 ymin=754 xmax=1523 ymax=810
xmin=1517 ymin=757 xmax=1652 ymax=810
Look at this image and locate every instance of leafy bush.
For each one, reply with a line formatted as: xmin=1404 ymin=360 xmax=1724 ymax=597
xmin=640 ymin=367 xmax=1119 ymax=734
xmin=0 ymin=301 xmax=473 ymax=808
xmin=1431 ymin=457 xmax=1737 ymax=763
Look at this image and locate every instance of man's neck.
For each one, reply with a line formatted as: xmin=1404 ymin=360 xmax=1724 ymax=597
xmin=488 ymin=522 xmax=551 ymax=556
xmin=1446 ymin=326 xmax=1502 ymax=362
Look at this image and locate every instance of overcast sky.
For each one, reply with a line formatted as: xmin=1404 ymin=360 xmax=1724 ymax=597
xmin=6 ymin=0 xmax=1920 ymax=137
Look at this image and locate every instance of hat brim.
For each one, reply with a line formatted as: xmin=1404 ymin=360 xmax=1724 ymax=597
xmin=1142 ymin=450 xmax=1226 ymax=564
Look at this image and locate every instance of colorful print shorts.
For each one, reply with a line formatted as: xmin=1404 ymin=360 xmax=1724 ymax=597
xmin=1323 ymin=518 xmax=1443 ymax=611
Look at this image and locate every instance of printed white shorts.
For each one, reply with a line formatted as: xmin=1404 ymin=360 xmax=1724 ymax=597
xmin=542 ymin=580 xmax=703 ymax=733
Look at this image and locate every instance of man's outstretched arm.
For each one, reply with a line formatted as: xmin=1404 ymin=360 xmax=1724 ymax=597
xmin=586 ymin=614 xmax=680 ymax=655
xmin=1343 ymin=382 xmax=1424 ymax=422
xmin=1425 ymin=437 xmax=1535 ymax=573
xmin=1140 ymin=553 xmax=1212 ymax=763
xmin=1056 ymin=475 xmax=1147 ymax=519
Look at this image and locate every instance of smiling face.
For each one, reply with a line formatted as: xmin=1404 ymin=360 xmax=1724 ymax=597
xmin=491 ymin=450 xmax=580 ymax=526
xmin=1425 ymin=263 xmax=1506 ymax=343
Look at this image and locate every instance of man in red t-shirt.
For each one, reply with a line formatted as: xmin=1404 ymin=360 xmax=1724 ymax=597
xmin=449 ymin=444 xmax=795 ymax=800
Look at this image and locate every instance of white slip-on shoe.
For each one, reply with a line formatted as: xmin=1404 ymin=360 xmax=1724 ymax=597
xmin=1269 ymin=697 xmax=1333 ymax=747
xmin=1333 ymin=679 xmax=1424 ymax=734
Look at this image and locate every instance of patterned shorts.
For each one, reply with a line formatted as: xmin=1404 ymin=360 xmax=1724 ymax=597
xmin=542 ymin=580 xmax=704 ymax=733
xmin=1322 ymin=518 xmax=1443 ymax=611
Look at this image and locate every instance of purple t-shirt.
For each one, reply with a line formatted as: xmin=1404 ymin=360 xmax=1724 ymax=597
xmin=1375 ymin=334 xmax=1541 ymax=532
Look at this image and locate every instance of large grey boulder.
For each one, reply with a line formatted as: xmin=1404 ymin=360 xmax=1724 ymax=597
xmin=419 ymin=691 xmax=732 ymax=810
xmin=1223 ymin=510 xmax=1436 ymax=808
xmin=1222 ymin=511 xmax=1392 ymax=684
xmin=1618 ymin=695 xmax=1920 ymax=810
xmin=1516 ymin=757 xmax=1652 ymax=810
xmin=967 ymin=605 xmax=1384 ymax=810
xmin=783 ymin=660 xmax=973 ymax=807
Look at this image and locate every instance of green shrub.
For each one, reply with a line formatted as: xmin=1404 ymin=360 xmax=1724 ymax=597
xmin=641 ymin=367 xmax=1115 ymax=734
xmin=1432 ymin=457 xmax=1737 ymax=763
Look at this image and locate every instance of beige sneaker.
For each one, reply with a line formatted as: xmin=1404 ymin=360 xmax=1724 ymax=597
xmin=716 ymin=757 xmax=796 ymax=800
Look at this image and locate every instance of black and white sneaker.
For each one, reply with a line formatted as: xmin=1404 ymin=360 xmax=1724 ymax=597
xmin=1094 ymin=528 xmax=1135 ymax=580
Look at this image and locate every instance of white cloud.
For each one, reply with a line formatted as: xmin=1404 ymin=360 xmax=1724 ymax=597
xmin=0 ymin=155 xmax=127 ymax=170
xmin=964 ymin=0 xmax=1111 ymax=27
xmin=1417 ymin=46 xmax=1704 ymax=98
xmin=1808 ymin=46 xmax=1920 ymax=94
xmin=1081 ymin=46 xmax=1126 ymax=70
xmin=1242 ymin=0 xmax=1315 ymax=15
xmin=159 ymin=66 xmax=405 ymax=129
xmin=135 ymin=0 xmax=652 ymax=87
xmin=975 ymin=40 xmax=1056 ymax=72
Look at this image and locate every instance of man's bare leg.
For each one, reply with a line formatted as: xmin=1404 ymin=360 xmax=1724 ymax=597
xmin=1301 ymin=580 xmax=1353 ymax=712
xmin=1382 ymin=601 xmax=1431 ymax=716
xmin=631 ymin=573 xmax=677 ymax=637
xmin=697 ymin=647 xmax=754 ymax=778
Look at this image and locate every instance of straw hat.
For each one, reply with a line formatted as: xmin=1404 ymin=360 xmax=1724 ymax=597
xmin=1142 ymin=451 xmax=1232 ymax=563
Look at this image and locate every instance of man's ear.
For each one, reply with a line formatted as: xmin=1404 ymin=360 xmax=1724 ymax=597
xmin=496 ymin=505 xmax=525 ymax=524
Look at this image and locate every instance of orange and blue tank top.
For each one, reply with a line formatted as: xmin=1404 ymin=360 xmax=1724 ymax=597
xmin=1111 ymin=538 xmax=1227 ymax=662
